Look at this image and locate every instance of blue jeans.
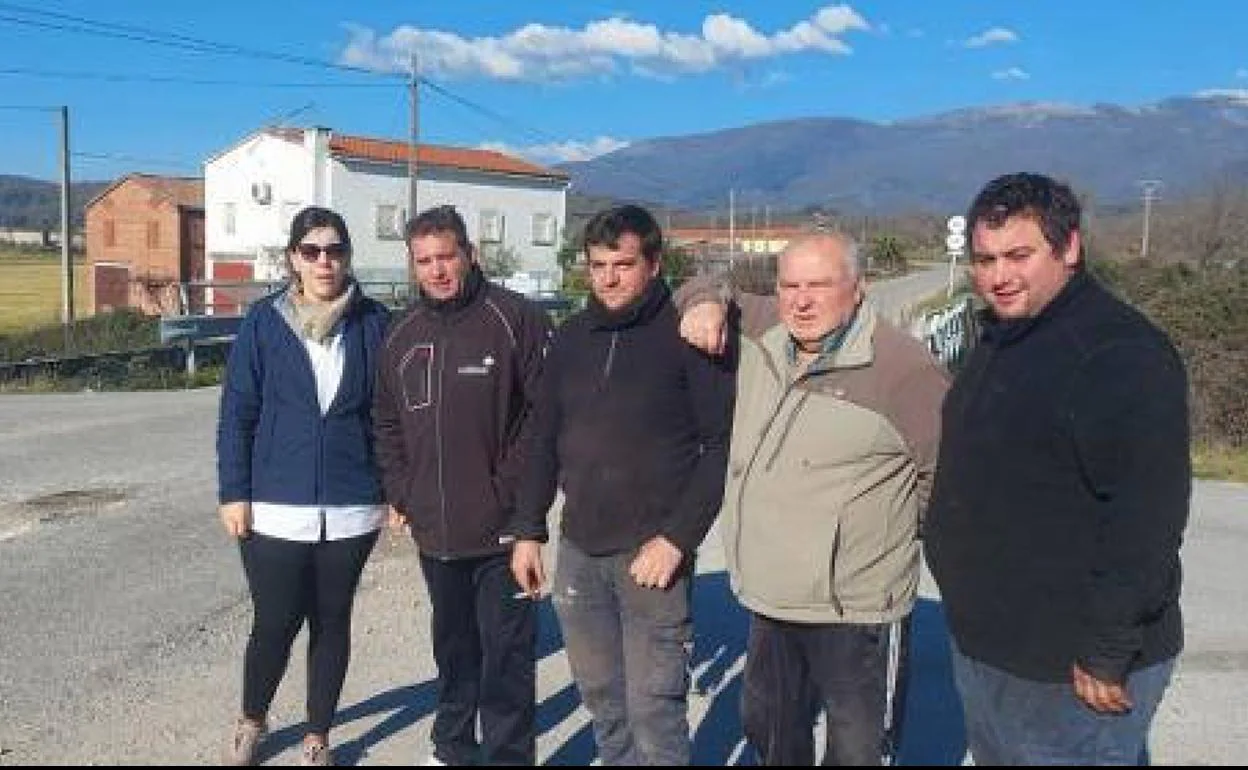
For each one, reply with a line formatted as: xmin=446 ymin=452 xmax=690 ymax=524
xmin=419 ymin=552 xmax=536 ymax=766
xmin=740 ymin=613 xmax=910 ymax=766
xmin=552 ymin=537 xmax=695 ymax=765
xmin=951 ymin=644 xmax=1176 ymax=765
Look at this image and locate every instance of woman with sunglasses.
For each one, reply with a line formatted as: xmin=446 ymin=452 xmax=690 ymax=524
xmin=216 ymin=205 xmax=391 ymax=766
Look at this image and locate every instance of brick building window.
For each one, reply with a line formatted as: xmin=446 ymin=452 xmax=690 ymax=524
xmin=104 ymin=220 xmax=116 ymax=247
xmin=146 ymin=221 xmax=160 ymax=249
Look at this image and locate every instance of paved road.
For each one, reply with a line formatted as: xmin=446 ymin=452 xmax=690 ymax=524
xmin=2 ymin=391 xmax=1246 ymax=764
xmin=1 ymin=269 xmax=1244 ymax=765
xmin=868 ymin=261 xmax=962 ymax=324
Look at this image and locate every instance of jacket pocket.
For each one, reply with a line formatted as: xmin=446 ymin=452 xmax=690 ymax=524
xmin=736 ymin=500 xmax=841 ymax=610
xmin=399 ymin=343 xmax=434 ymax=411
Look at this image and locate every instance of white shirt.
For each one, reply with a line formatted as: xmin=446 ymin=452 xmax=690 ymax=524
xmin=251 ymin=330 xmax=386 ymax=542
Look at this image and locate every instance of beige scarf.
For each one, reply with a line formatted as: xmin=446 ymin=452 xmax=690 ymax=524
xmin=282 ymin=281 xmax=356 ymax=344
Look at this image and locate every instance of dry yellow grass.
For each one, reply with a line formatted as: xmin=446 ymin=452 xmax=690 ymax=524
xmin=1192 ymin=443 xmax=1248 ymax=484
xmin=0 ymin=252 xmax=90 ymax=335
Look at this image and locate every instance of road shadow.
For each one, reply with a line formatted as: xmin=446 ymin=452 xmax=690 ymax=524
xmin=253 ymin=679 xmax=440 ymax=766
xmin=682 ymin=570 xmax=967 ymax=766
xmin=311 ymin=569 xmax=965 ymax=766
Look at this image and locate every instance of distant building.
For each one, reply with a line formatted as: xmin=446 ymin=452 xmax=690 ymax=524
xmin=83 ymin=174 xmax=205 ymax=316
xmin=0 ymin=228 xmax=84 ymax=249
xmin=203 ymin=126 xmax=570 ymax=312
xmin=666 ymin=224 xmax=811 ymax=256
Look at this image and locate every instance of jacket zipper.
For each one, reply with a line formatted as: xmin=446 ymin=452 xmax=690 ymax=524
xmin=435 ymin=337 xmax=449 ymax=556
xmin=739 ymin=374 xmax=844 ymax=616
xmin=733 ymin=380 xmax=796 ymax=569
xmin=317 ymin=413 xmax=327 ymax=542
xmin=600 ymin=331 xmax=619 ymax=387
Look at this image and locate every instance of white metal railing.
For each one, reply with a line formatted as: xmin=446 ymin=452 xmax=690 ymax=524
xmin=921 ymin=295 xmax=976 ymax=368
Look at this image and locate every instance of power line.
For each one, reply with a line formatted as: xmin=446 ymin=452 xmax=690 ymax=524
xmin=0 ymin=66 xmax=396 ymax=88
xmin=0 ymin=1 xmax=682 ymax=198
xmin=419 ymin=75 xmax=674 ymax=196
xmin=0 ymin=2 xmax=402 ymax=79
xmin=73 ymin=151 xmax=198 ymax=171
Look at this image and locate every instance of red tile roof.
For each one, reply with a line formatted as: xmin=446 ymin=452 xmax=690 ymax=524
xmin=85 ymin=173 xmax=204 ymax=211
xmin=328 ymin=134 xmax=569 ymax=182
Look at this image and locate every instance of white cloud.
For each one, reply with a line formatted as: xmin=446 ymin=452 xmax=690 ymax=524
xmin=479 ymin=136 xmax=631 ymax=164
xmin=339 ymin=5 xmax=871 ymax=81
xmin=1237 ymin=68 xmax=1248 ymax=79
xmin=992 ymin=67 xmax=1030 ymax=81
xmin=1194 ymin=88 xmax=1248 ymax=105
xmin=965 ymin=27 xmax=1019 ymax=48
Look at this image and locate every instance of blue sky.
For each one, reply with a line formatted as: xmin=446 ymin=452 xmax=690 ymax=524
xmin=2 ymin=1 xmax=1247 ymax=182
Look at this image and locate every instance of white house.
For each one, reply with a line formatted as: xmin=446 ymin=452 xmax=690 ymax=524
xmin=202 ymin=125 xmax=569 ymax=308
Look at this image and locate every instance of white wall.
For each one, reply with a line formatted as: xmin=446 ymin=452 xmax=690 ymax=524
xmin=330 ymin=158 xmax=566 ymax=287
xmin=204 ymin=127 xmax=568 ymax=294
xmin=204 ymin=131 xmax=318 ymax=282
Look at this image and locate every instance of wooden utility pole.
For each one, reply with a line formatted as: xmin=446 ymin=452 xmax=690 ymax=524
xmin=408 ymin=53 xmax=420 ymax=222
xmin=59 ymin=105 xmax=74 ymax=334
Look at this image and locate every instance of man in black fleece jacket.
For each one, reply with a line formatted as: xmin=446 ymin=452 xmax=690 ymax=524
xmin=510 ymin=204 xmax=734 ymax=765
xmin=373 ymin=205 xmax=552 ymax=766
xmin=923 ymin=172 xmax=1192 ymax=765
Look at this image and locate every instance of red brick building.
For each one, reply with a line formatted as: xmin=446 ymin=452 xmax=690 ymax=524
xmin=84 ymin=174 xmax=205 ymax=316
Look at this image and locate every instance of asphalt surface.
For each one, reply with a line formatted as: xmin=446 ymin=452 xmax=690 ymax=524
xmin=1 ymin=269 xmax=1244 ymax=765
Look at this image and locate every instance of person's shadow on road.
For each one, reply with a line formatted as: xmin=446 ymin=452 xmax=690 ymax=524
xmin=314 ymin=569 xmax=966 ymax=765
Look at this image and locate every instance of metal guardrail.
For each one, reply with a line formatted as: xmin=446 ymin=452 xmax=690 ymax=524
xmin=0 ymin=340 xmax=233 ymax=388
xmin=919 ymin=295 xmax=977 ymax=371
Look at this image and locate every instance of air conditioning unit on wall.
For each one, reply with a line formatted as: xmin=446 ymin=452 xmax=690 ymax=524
xmin=250 ymin=182 xmax=272 ymax=205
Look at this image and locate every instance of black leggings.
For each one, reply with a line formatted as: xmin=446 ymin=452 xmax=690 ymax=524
xmin=238 ymin=530 xmax=378 ymax=736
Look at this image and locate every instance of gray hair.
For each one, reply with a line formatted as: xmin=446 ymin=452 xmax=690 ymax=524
xmin=781 ymin=230 xmax=864 ymax=278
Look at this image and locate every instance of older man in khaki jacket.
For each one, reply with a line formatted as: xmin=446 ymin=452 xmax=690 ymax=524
xmin=678 ymin=232 xmax=949 ymax=765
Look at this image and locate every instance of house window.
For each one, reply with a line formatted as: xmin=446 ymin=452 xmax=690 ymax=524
xmin=280 ymin=201 xmax=303 ymax=233
xmin=104 ymin=219 xmax=116 ymax=247
xmin=479 ymin=210 xmax=504 ymax=243
xmin=531 ymin=213 xmax=556 ymax=246
xmin=375 ymin=204 xmax=407 ymax=240
xmin=146 ymin=221 xmax=159 ymax=249
xmin=223 ymin=203 xmax=236 ymax=236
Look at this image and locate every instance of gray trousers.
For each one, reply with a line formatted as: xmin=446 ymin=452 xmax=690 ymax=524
xmin=552 ymin=537 xmax=695 ymax=765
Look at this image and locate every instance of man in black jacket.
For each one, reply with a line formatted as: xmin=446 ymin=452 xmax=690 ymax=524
xmin=923 ymin=172 xmax=1192 ymax=765
xmin=373 ymin=205 xmax=552 ymax=766
xmin=509 ymin=204 xmax=734 ymax=765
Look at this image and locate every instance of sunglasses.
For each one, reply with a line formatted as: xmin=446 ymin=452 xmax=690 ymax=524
xmin=295 ymin=243 xmax=349 ymax=262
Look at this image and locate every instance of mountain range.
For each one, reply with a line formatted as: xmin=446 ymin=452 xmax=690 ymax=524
xmin=4 ymin=93 xmax=1248 ymax=227
xmin=0 ymin=175 xmax=108 ymax=229
xmin=556 ymin=93 xmax=1248 ymax=215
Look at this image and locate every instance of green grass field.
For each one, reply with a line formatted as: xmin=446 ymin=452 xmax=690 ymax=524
xmin=0 ymin=248 xmax=89 ymax=335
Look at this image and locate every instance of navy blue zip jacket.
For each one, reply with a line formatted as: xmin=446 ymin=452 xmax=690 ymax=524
xmin=216 ymin=286 xmax=391 ymax=506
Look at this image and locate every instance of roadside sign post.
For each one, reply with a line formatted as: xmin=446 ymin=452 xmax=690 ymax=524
xmin=945 ymin=215 xmax=966 ymax=298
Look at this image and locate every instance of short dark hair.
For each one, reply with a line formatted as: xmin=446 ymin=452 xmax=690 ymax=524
xmin=286 ymin=206 xmax=351 ymax=255
xmin=582 ymin=204 xmax=663 ymax=262
xmin=406 ymin=204 xmax=471 ymax=254
xmin=967 ymin=172 xmax=1082 ymax=258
